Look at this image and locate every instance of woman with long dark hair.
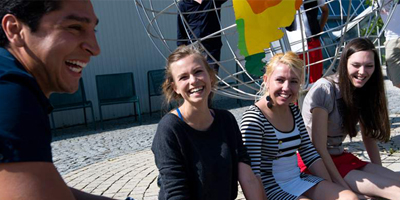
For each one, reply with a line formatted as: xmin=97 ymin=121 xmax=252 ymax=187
xmin=301 ymin=38 xmax=400 ymax=199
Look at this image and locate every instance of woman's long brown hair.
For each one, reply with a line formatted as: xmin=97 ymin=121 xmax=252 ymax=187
xmin=337 ymin=38 xmax=390 ymax=142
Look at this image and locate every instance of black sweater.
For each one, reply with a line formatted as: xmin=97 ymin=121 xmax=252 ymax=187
xmin=152 ymin=109 xmax=250 ymax=200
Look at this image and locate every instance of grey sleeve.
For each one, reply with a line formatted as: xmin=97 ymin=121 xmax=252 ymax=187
xmin=305 ymin=81 xmax=335 ymax=114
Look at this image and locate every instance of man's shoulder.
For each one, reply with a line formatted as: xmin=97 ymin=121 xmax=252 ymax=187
xmin=0 ymin=79 xmax=53 ymax=163
xmin=0 ymin=48 xmax=35 ymax=86
xmin=0 ymin=48 xmax=49 ymax=112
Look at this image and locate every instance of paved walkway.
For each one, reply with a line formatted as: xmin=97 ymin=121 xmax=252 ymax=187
xmin=63 ymin=128 xmax=400 ymax=200
xmin=61 ymin=122 xmax=400 ymax=200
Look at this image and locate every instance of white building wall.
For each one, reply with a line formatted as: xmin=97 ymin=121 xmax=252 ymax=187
xmin=51 ymin=0 xmax=238 ymax=128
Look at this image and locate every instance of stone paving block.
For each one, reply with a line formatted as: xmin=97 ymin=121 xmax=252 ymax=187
xmin=143 ymin=196 xmax=158 ymax=200
xmin=113 ymin=193 xmax=130 ymax=199
xmin=90 ymin=190 xmax=103 ymax=195
xmin=385 ymin=162 xmax=400 ymax=172
xmin=102 ymin=191 xmax=117 ymax=197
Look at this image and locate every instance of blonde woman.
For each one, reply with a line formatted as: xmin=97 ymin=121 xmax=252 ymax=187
xmin=152 ymin=45 xmax=265 ymax=200
xmin=240 ymin=52 xmax=357 ymax=200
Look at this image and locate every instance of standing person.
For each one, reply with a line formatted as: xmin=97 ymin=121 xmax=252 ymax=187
xmin=177 ymin=0 xmax=227 ymax=73
xmin=240 ymin=52 xmax=357 ymax=200
xmin=287 ymin=0 xmax=329 ymax=83
xmin=380 ymin=0 xmax=400 ymax=88
xmin=301 ymin=38 xmax=400 ymax=199
xmin=152 ymin=45 xmax=266 ymax=200
xmin=0 ymin=1 xmax=125 ymax=199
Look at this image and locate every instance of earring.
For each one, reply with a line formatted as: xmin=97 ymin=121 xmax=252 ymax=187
xmin=266 ymin=95 xmax=273 ymax=109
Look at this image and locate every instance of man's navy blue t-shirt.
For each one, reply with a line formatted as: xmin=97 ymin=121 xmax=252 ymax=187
xmin=177 ymin=0 xmax=227 ymax=53
xmin=0 ymin=47 xmax=53 ymax=163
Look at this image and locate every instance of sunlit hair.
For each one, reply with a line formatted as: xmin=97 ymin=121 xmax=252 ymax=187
xmin=336 ymin=37 xmax=390 ymax=142
xmin=162 ymin=45 xmax=217 ymax=106
xmin=257 ymin=52 xmax=304 ymax=101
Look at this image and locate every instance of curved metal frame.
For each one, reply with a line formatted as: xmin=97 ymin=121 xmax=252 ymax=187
xmin=135 ymin=0 xmax=397 ymax=100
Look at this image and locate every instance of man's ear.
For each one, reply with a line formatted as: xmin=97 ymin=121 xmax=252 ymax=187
xmin=2 ymin=14 xmax=25 ymax=47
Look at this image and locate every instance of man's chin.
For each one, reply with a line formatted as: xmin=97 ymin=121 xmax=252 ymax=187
xmin=59 ymin=83 xmax=80 ymax=94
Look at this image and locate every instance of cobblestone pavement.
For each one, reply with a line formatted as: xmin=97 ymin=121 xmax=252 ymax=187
xmin=53 ymin=81 xmax=400 ymax=200
xmin=61 ymin=123 xmax=400 ymax=200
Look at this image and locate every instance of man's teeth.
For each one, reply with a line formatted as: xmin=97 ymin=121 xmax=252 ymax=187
xmin=190 ymin=87 xmax=203 ymax=94
xmin=69 ymin=67 xmax=82 ymax=73
xmin=66 ymin=60 xmax=88 ymax=68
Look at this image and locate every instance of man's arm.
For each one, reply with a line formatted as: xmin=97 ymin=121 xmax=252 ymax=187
xmin=0 ymin=162 xmax=119 ymax=200
xmin=0 ymin=162 xmax=76 ymax=200
xmin=177 ymin=3 xmax=188 ymax=47
xmin=319 ymin=3 xmax=329 ymax=31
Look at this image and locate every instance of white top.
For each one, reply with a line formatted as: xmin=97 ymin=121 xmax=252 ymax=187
xmin=379 ymin=0 xmax=400 ymax=40
xmin=287 ymin=0 xmax=326 ymax=52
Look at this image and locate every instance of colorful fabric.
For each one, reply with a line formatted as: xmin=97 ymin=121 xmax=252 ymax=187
xmin=298 ymin=152 xmax=368 ymax=178
xmin=298 ymin=38 xmax=323 ymax=83
xmin=233 ymin=0 xmax=302 ymax=76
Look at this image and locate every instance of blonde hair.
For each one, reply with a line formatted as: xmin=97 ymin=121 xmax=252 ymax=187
xmin=162 ymin=45 xmax=217 ymax=105
xmin=257 ymin=52 xmax=304 ymax=99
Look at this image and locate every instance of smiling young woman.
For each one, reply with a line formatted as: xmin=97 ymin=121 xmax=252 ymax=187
xmin=301 ymin=37 xmax=400 ymax=199
xmin=240 ymin=52 xmax=357 ymax=200
xmin=151 ymin=45 xmax=266 ymax=200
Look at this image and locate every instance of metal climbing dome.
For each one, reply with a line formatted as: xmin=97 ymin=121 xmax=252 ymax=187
xmin=135 ymin=0 xmax=398 ymax=100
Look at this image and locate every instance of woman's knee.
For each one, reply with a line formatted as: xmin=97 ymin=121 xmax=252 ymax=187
xmin=337 ymin=189 xmax=358 ymax=200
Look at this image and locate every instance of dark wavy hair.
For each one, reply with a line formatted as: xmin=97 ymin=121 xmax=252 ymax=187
xmin=337 ymin=38 xmax=390 ymax=142
xmin=0 ymin=0 xmax=61 ymax=47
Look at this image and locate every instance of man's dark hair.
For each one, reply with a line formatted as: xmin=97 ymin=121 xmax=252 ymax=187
xmin=0 ymin=0 xmax=62 ymax=47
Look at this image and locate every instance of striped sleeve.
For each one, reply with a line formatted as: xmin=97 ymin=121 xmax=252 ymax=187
xmin=292 ymin=105 xmax=321 ymax=168
xmin=240 ymin=107 xmax=265 ymax=175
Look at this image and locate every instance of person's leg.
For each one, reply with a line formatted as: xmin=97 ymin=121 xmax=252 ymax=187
xmin=361 ymin=162 xmax=400 ymax=181
xmin=303 ymin=180 xmax=358 ymax=200
xmin=385 ymin=38 xmax=400 ymax=88
xmin=307 ymin=38 xmax=323 ymax=83
xmin=298 ymin=195 xmax=311 ymax=200
xmin=344 ymin=165 xmax=400 ymax=199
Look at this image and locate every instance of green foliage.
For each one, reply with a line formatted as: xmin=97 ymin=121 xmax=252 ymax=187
xmin=360 ymin=0 xmax=384 ymax=36
xmin=360 ymin=17 xmax=384 ymax=36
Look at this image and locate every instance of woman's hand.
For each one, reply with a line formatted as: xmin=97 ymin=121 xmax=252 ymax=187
xmin=238 ymin=162 xmax=267 ymax=200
